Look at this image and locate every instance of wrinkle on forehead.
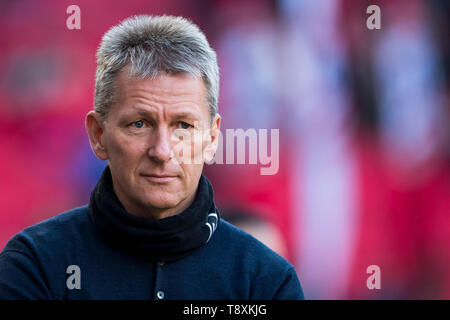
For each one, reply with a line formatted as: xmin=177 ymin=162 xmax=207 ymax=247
xmin=117 ymin=67 xmax=204 ymax=101
xmin=111 ymin=68 xmax=209 ymax=119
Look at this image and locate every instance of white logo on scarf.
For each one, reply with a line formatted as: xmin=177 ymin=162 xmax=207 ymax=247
xmin=205 ymin=212 xmax=218 ymax=243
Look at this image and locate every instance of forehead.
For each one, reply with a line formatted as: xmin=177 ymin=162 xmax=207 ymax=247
xmin=111 ymin=68 xmax=208 ymax=118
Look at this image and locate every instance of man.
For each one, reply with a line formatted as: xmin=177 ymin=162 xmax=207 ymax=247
xmin=0 ymin=15 xmax=304 ymax=300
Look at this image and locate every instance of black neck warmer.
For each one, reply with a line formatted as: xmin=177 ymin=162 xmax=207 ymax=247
xmin=88 ymin=166 xmax=219 ymax=263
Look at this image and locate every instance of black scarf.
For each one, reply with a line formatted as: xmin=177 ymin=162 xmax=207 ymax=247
xmin=88 ymin=166 xmax=219 ymax=263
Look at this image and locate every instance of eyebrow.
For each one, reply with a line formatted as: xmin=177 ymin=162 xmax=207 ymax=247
xmin=169 ymin=111 xmax=202 ymax=121
xmin=124 ymin=107 xmax=202 ymax=120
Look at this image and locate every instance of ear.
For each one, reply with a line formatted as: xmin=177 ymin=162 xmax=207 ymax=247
xmin=203 ymin=114 xmax=221 ymax=163
xmin=85 ymin=111 xmax=108 ymax=161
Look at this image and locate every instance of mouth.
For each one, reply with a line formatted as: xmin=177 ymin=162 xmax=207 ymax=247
xmin=141 ymin=174 xmax=177 ymax=183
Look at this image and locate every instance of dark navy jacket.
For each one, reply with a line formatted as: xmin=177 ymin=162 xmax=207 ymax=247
xmin=0 ymin=205 xmax=305 ymax=300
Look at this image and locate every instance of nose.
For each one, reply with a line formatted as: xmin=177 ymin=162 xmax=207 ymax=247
xmin=148 ymin=125 xmax=172 ymax=163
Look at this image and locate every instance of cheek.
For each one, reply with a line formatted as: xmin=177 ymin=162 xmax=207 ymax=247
xmin=107 ymin=132 xmax=149 ymax=163
xmin=179 ymin=163 xmax=203 ymax=189
xmin=197 ymin=132 xmax=214 ymax=161
xmin=172 ymin=131 xmax=206 ymax=163
xmin=190 ymin=130 xmax=211 ymax=153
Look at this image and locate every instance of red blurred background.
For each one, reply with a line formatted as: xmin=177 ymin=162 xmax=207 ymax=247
xmin=0 ymin=0 xmax=449 ymax=299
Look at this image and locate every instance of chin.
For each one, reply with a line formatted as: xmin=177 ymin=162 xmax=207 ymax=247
xmin=144 ymin=194 xmax=183 ymax=210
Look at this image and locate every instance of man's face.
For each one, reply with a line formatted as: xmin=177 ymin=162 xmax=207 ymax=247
xmin=86 ymin=69 xmax=220 ymax=219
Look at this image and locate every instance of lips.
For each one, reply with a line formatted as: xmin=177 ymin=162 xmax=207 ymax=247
xmin=143 ymin=174 xmax=176 ymax=178
xmin=141 ymin=174 xmax=177 ymax=183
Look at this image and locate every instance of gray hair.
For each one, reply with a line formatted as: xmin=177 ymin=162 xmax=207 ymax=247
xmin=94 ymin=15 xmax=219 ymax=121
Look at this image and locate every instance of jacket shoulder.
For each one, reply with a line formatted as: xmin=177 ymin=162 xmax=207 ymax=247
xmin=0 ymin=205 xmax=92 ymax=299
xmin=210 ymin=219 xmax=304 ymax=299
xmin=214 ymin=219 xmax=295 ymax=270
xmin=1 ymin=205 xmax=91 ymax=255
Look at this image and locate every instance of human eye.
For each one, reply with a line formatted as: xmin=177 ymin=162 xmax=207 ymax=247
xmin=178 ymin=121 xmax=193 ymax=129
xmin=131 ymin=120 xmax=145 ymax=128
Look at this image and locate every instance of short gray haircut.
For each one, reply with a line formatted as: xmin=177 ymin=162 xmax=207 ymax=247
xmin=94 ymin=15 xmax=219 ymax=121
